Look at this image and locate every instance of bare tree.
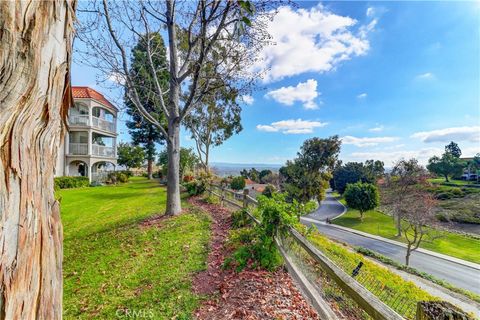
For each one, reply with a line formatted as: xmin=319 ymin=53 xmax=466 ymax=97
xmin=76 ymin=0 xmax=273 ymax=215
xmin=382 ymin=158 xmax=428 ymax=237
xmin=400 ymin=192 xmax=440 ymax=266
xmin=0 ymin=1 xmax=76 ymax=318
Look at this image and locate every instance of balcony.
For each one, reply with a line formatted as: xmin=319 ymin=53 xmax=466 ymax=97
xmin=69 ymin=143 xmax=88 ymax=155
xmin=68 ymin=143 xmax=116 ymax=158
xmin=68 ymin=115 xmax=116 ymax=134
xmin=92 ymin=144 xmax=115 ymax=157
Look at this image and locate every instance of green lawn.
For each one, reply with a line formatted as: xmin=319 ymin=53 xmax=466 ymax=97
xmin=60 ymin=177 xmax=210 ymax=319
xmin=333 ymin=207 xmax=480 ymax=264
xmin=428 ymin=178 xmax=478 ymax=186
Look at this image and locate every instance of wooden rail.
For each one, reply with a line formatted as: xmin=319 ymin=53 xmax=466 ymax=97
xmin=207 ymin=184 xmax=405 ymax=320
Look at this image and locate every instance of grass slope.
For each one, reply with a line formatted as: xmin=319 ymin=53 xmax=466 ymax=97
xmin=333 ymin=206 xmax=480 ymax=264
xmin=60 ymin=178 xmax=210 ymax=319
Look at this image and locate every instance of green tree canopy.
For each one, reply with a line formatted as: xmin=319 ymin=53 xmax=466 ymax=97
xmin=445 ymin=141 xmax=462 ymax=158
xmin=125 ymin=33 xmax=168 ymax=179
xmin=117 ymin=142 xmax=145 ymax=170
xmin=230 ymin=176 xmax=246 ymax=190
xmin=157 ymin=148 xmax=199 ymax=179
xmin=280 ymin=136 xmax=341 ymax=203
xmin=427 ymin=152 xmax=464 ymax=182
xmin=344 ymin=182 xmax=379 ymax=220
xmin=332 ymin=160 xmax=381 ymax=194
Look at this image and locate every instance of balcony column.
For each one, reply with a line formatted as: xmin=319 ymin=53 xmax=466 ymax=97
xmin=88 ymin=103 xmax=93 ymax=126
xmin=114 ymin=137 xmax=117 ymax=157
xmin=88 ymin=130 xmax=92 ymax=155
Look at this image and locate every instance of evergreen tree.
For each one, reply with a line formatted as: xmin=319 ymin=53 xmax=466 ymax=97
xmin=125 ymin=33 xmax=168 ymax=179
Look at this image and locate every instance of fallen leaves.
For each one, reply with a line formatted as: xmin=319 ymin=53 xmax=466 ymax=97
xmin=189 ymin=196 xmax=319 ymax=319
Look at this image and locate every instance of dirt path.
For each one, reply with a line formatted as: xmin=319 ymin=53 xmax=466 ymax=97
xmin=189 ymin=197 xmax=319 ymax=319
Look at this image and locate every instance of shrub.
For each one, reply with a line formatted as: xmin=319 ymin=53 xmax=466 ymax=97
xmin=54 ymin=176 xmax=89 ymax=189
xmin=435 ymin=192 xmax=453 ymax=200
xmin=450 ymin=188 xmax=464 ymax=197
xmin=203 ymin=195 xmax=219 ymax=205
xmin=230 ymin=176 xmax=246 ymax=190
xmin=183 ymin=175 xmax=194 ymax=183
xmin=262 ymin=184 xmax=276 ymax=198
xmin=184 ymin=179 xmax=206 ymax=196
xmin=105 ymin=172 xmax=129 ymax=184
xmin=231 ymin=209 xmax=252 ymax=229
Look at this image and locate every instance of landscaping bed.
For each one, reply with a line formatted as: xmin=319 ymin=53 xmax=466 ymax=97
xmin=188 ymin=196 xmax=319 ymax=320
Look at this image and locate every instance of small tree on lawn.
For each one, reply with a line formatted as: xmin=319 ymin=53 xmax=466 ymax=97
xmin=344 ymin=182 xmax=379 ymax=220
xmin=400 ymin=191 xmax=439 ymax=266
xmin=117 ymin=142 xmax=145 ymax=171
xmin=230 ymin=176 xmax=246 ymax=191
xmin=427 ymin=152 xmax=464 ymax=182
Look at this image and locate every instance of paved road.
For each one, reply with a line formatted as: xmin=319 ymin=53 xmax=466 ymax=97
xmin=303 ymin=190 xmax=480 ymax=294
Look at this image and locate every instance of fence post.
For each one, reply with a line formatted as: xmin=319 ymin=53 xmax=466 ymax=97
xmin=221 ymin=186 xmax=225 ymax=206
xmin=243 ymin=188 xmax=249 ymax=209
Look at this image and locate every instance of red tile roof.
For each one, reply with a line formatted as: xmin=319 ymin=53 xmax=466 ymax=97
xmin=72 ymin=86 xmax=118 ymax=111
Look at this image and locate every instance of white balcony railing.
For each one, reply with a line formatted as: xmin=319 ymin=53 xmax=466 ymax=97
xmin=92 ymin=144 xmax=115 ymax=157
xmin=92 ymin=116 xmax=115 ymax=133
xmin=68 ymin=115 xmax=116 ymax=133
xmin=69 ymin=115 xmax=89 ymax=126
xmin=69 ymin=143 xmax=88 ymax=155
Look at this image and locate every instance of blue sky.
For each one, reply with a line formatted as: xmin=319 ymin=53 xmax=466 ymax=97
xmin=72 ymin=1 xmax=480 ymax=166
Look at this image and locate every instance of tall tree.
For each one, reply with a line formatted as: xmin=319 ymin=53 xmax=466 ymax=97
xmin=125 ymin=33 xmax=168 ymax=179
xmin=184 ymin=85 xmax=242 ymax=170
xmin=332 ymin=162 xmax=374 ymax=194
xmin=78 ymin=0 xmax=273 ymax=215
xmin=0 ymin=1 xmax=76 ymax=318
xmin=280 ymin=136 xmax=341 ymax=203
xmin=445 ymin=141 xmax=462 ymax=158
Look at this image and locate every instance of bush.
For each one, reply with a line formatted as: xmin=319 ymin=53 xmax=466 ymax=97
xmin=230 ymin=176 xmax=246 ymax=190
xmin=203 ymin=195 xmax=219 ymax=205
xmin=231 ymin=209 xmax=252 ymax=229
xmin=183 ymin=175 xmax=194 ymax=182
xmin=54 ymin=176 xmax=89 ymax=189
xmin=435 ymin=192 xmax=453 ymax=200
xmin=105 ymin=172 xmax=129 ymax=184
xmin=262 ymin=184 xmax=276 ymax=198
xmin=184 ymin=179 xmax=206 ymax=196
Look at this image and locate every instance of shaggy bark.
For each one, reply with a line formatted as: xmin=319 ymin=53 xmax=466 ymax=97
xmin=0 ymin=1 xmax=76 ymax=318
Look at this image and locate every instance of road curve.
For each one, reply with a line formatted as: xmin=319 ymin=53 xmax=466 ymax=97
xmin=303 ymin=191 xmax=480 ymax=294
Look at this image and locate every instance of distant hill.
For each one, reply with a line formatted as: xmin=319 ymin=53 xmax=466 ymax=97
xmin=210 ymin=162 xmax=281 ymax=177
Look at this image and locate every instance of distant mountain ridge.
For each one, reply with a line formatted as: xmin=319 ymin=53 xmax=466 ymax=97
xmin=210 ymin=162 xmax=281 ymax=177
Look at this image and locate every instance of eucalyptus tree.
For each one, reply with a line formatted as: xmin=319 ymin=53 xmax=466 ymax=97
xmin=77 ymin=0 xmax=273 ymax=215
xmin=0 ymin=1 xmax=76 ymax=318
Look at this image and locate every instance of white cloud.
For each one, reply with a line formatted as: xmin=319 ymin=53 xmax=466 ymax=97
xmin=357 ymin=93 xmax=368 ymax=99
xmin=253 ymin=4 xmax=374 ymax=82
xmin=411 ymin=126 xmax=480 ymax=143
xmin=366 ymin=7 xmax=375 ymax=17
xmin=416 ymin=72 xmax=435 ymax=80
xmin=342 ymin=135 xmax=399 ymax=147
xmin=348 ymin=147 xmax=442 ymax=165
xmin=241 ymin=95 xmax=254 ymax=105
xmin=257 ymin=119 xmax=328 ymax=134
xmin=107 ymin=72 xmax=126 ymax=85
xmin=266 ymin=79 xmax=319 ymax=109
xmin=368 ymin=124 xmax=384 ymax=132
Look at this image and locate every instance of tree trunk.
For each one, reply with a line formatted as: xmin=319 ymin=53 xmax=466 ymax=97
xmin=395 ymin=214 xmax=402 ymax=237
xmin=405 ymin=244 xmax=412 ymax=266
xmin=445 ymin=174 xmax=449 ymax=182
xmin=147 ymin=159 xmax=153 ymax=179
xmin=0 ymin=1 xmax=76 ymax=319
xmin=166 ymin=119 xmax=182 ymax=215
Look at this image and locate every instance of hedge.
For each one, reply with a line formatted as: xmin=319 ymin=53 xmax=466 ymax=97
xmin=54 ymin=176 xmax=89 ymax=189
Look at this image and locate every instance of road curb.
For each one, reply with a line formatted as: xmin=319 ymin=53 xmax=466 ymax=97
xmin=300 ymin=216 xmax=480 ymax=271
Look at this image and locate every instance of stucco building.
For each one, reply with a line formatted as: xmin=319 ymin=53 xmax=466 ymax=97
xmin=56 ymin=86 xmax=118 ymax=182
